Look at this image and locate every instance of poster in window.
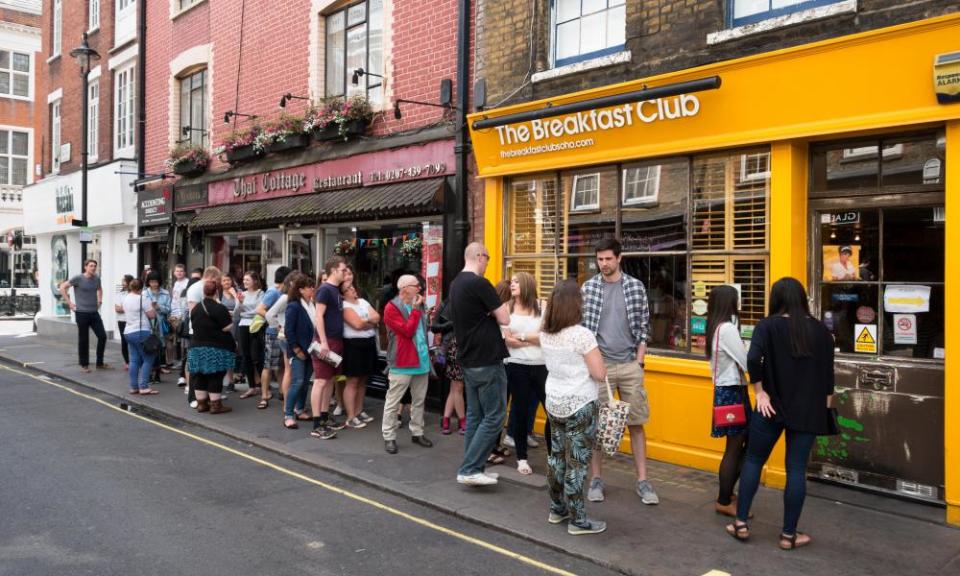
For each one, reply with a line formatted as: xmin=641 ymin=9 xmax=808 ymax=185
xmin=822 ymin=244 xmax=860 ymax=282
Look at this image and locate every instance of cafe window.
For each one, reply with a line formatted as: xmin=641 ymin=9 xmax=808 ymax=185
xmin=325 ymin=0 xmax=384 ymax=106
xmin=570 ymin=173 xmax=600 ymax=211
xmin=729 ymin=0 xmax=844 ymax=27
xmin=552 ymin=0 xmax=626 ymax=67
xmin=179 ymin=68 xmax=208 ymax=148
xmin=0 ymin=129 xmax=29 ymax=186
xmin=504 ymin=147 xmax=769 ymax=356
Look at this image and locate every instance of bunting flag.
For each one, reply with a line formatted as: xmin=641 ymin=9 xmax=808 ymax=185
xmin=352 ymin=231 xmax=424 ymax=249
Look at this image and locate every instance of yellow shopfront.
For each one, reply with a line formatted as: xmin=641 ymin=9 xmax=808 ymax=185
xmin=468 ymin=14 xmax=960 ymax=525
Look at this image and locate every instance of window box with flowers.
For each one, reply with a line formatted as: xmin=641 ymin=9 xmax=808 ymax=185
xmin=167 ymin=144 xmax=210 ymax=177
xmin=215 ymin=125 xmax=264 ymax=164
xmin=306 ymin=96 xmax=373 ymax=142
xmin=258 ymin=114 xmax=312 ymax=154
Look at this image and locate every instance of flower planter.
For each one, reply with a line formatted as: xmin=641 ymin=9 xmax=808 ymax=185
xmin=224 ymin=144 xmax=262 ymax=164
xmin=172 ymin=158 xmax=206 ymax=177
xmin=313 ymin=119 xmax=370 ymax=142
xmin=267 ymin=132 xmax=312 ymax=153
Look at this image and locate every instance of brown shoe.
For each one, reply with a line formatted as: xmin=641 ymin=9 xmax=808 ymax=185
xmin=196 ymin=398 xmax=210 ymax=413
xmin=209 ymin=400 xmax=232 ymax=414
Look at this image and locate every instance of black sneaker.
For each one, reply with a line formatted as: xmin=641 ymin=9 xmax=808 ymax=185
xmin=324 ymin=418 xmax=347 ymax=431
xmin=310 ymin=425 xmax=337 ymax=440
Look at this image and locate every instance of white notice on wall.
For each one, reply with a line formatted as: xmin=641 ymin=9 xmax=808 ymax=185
xmin=426 ymin=262 xmax=439 ymax=277
xmin=893 ymin=314 xmax=918 ymax=345
xmin=884 ymin=285 xmax=931 ymax=313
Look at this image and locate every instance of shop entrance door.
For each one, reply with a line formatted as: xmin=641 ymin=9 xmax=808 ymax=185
xmin=286 ymin=231 xmax=317 ymax=280
xmin=808 ymin=134 xmax=946 ymax=502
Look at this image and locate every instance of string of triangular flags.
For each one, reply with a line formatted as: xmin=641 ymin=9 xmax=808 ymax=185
xmin=351 ymin=231 xmax=422 ymax=248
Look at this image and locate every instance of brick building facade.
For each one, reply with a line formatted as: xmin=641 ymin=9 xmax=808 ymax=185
xmin=0 ymin=0 xmax=42 ymax=295
xmin=24 ymin=0 xmax=140 ymax=331
xmin=141 ymin=0 xmax=476 ymax=321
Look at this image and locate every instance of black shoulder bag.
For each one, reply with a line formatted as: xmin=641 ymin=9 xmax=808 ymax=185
xmin=140 ymin=292 xmax=164 ymax=355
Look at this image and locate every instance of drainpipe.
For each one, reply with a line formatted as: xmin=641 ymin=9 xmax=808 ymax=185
xmin=443 ymin=0 xmax=471 ymax=294
xmin=136 ymin=0 xmax=148 ymax=272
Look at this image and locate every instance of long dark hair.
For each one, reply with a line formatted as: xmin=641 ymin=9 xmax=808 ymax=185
xmin=542 ymin=280 xmax=583 ymax=334
xmin=705 ymin=285 xmax=739 ymax=360
xmin=768 ymin=277 xmax=813 ymax=358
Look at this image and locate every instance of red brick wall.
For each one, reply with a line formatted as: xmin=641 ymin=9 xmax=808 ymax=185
xmin=144 ymin=0 xmax=467 ymax=174
xmin=40 ymin=0 xmax=129 ymax=176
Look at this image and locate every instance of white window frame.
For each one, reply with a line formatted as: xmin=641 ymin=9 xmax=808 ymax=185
xmin=0 ymin=49 xmax=33 ymax=100
xmin=570 ymin=173 xmax=600 ymax=211
xmin=551 ymin=0 xmax=627 ymax=68
xmin=52 ymin=0 xmax=62 ymax=57
xmin=739 ymin=151 xmax=770 ymax=182
xmin=178 ymin=68 xmax=208 ymax=148
xmin=115 ymin=0 xmax=137 ymax=46
xmin=0 ymin=126 xmax=32 ymax=187
xmin=114 ymin=64 xmax=136 ymax=157
xmin=88 ymin=80 xmax=99 ymax=163
xmin=841 ymin=143 xmax=904 ymax=161
xmin=89 ymin=0 xmax=101 ymax=32
xmin=622 ymin=165 xmax=661 ymax=206
xmin=324 ymin=0 xmax=385 ymax=106
xmin=51 ymin=99 xmax=61 ymax=173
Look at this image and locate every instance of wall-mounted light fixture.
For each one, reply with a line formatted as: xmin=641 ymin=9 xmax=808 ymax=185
xmin=223 ymin=110 xmax=257 ymax=124
xmin=279 ymin=93 xmax=311 ymax=108
xmin=351 ymin=67 xmax=384 ymax=85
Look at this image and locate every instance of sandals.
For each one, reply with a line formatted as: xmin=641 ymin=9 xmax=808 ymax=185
xmin=487 ymin=453 xmax=505 ymax=466
xmin=257 ymin=399 xmax=270 ymax=409
xmin=283 ymin=419 xmax=299 ymax=429
xmin=779 ymin=532 xmax=811 ymax=550
xmin=138 ymin=388 xmax=159 ymax=395
xmin=296 ymin=412 xmax=313 ymax=421
xmin=240 ymin=388 xmax=261 ymax=399
xmin=517 ymin=459 xmax=533 ymax=475
xmin=725 ymin=521 xmax=750 ymax=542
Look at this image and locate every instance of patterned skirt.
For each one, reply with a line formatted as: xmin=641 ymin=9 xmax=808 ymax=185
xmin=710 ymin=385 xmax=751 ymax=438
xmin=444 ymin=338 xmax=464 ymax=382
xmin=188 ymin=346 xmax=236 ymax=375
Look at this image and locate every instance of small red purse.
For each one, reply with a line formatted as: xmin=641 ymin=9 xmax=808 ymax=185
xmin=712 ymin=325 xmax=748 ymax=428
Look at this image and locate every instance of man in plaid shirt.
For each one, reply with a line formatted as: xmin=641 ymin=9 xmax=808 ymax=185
xmin=581 ymin=238 xmax=658 ymax=505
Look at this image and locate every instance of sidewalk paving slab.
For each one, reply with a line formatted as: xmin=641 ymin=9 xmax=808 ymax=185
xmin=2 ymin=332 xmax=958 ymax=576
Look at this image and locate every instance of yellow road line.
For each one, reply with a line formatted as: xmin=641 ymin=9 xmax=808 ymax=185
xmin=3 ymin=364 xmax=577 ymax=576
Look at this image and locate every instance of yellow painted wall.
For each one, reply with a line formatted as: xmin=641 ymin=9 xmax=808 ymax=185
xmin=945 ymin=120 xmax=960 ymax=525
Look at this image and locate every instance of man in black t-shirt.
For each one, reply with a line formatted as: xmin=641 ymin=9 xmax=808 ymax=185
xmin=450 ymin=242 xmax=510 ymax=486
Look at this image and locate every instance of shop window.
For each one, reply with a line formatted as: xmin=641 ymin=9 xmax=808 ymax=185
xmin=622 ymin=165 xmax=660 ymax=206
xmin=563 ymin=167 xmax=616 ymax=253
xmin=622 ymin=158 xmax=687 ymax=252
xmin=739 ymin=151 xmax=770 ymax=182
xmin=325 ymin=0 xmax=384 ymax=107
xmin=552 ymin=0 xmax=626 ymax=67
xmin=88 ymin=81 xmax=99 ymax=163
xmin=623 ymin=255 xmax=688 ymax=352
xmin=881 ymin=137 xmax=944 ymax=188
xmin=51 ymin=99 xmax=61 ymax=173
xmin=729 ymin=0 xmax=844 ymax=27
xmin=0 ymin=50 xmax=31 ymax=99
xmin=0 ymin=129 xmax=29 ymax=186
xmin=508 ymin=175 xmax=561 ymax=256
xmin=569 ymin=173 xmax=600 ymax=211
xmin=178 ymin=68 xmax=208 ymax=148
xmin=114 ymin=64 xmax=136 ymax=157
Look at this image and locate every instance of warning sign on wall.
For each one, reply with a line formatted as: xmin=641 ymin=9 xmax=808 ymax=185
xmin=854 ymin=324 xmax=878 ymax=354
xmin=893 ymin=314 xmax=918 ymax=345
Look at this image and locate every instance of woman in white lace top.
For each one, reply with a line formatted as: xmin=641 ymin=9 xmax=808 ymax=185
xmin=539 ymin=280 xmax=608 ymax=536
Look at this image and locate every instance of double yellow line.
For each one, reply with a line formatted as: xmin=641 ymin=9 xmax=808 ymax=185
xmin=3 ymin=363 xmax=577 ymax=576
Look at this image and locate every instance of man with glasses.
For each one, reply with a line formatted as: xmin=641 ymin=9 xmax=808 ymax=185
xmin=381 ymin=274 xmax=434 ymax=454
xmin=450 ymin=243 xmax=510 ymax=486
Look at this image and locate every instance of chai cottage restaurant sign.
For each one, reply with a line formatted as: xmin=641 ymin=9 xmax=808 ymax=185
xmin=208 ymin=140 xmax=455 ymax=206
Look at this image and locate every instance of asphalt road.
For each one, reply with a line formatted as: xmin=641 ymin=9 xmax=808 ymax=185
xmin=0 ymin=363 xmax=622 ymax=576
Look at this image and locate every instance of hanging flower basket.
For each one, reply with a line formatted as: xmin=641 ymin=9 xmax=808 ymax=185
xmin=172 ymin=158 xmax=205 ymax=176
xmin=268 ymin=132 xmax=312 ymax=153
xmin=313 ymin=122 xmax=342 ymax=142
xmin=307 ymin=96 xmax=373 ymax=142
xmin=166 ymin=144 xmax=210 ymax=177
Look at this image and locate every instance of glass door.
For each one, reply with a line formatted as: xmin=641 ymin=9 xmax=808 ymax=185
xmin=287 ymin=231 xmax=317 ymax=280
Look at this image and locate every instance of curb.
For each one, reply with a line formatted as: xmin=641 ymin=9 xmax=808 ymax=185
xmin=1 ymin=352 xmax=633 ymax=576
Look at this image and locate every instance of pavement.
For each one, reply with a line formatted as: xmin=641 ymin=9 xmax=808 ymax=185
xmin=2 ymin=328 xmax=959 ymax=575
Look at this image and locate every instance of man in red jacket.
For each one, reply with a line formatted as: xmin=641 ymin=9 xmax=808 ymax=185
xmin=381 ymin=274 xmax=434 ymax=454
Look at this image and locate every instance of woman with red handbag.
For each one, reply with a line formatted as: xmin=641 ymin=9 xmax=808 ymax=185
xmin=725 ymin=277 xmax=835 ymax=551
xmin=706 ymin=285 xmax=751 ymax=518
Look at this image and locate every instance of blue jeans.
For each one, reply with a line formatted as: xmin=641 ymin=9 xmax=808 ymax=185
xmin=459 ymin=364 xmax=507 ymax=476
xmin=736 ymin=411 xmax=816 ymax=535
xmin=125 ymin=330 xmax=157 ymax=391
xmin=285 ymin=356 xmax=312 ymax=419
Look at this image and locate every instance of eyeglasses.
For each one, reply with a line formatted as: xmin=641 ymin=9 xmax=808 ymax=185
xmin=479 ymin=253 xmax=490 ymax=260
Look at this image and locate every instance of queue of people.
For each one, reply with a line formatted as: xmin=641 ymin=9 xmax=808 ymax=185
xmin=59 ymin=238 xmax=834 ymax=546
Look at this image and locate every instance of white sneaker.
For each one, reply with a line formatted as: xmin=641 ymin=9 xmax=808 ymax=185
xmin=502 ymin=435 xmax=516 ymax=449
xmin=527 ymin=435 xmax=540 ymax=448
xmin=189 ymin=400 xmax=198 ymax=409
xmin=332 ymin=405 xmax=343 ymax=417
xmin=457 ymin=472 xmax=498 ymax=486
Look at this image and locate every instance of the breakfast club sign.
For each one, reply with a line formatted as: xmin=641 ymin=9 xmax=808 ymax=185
xmin=208 ymin=140 xmax=455 ymax=206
